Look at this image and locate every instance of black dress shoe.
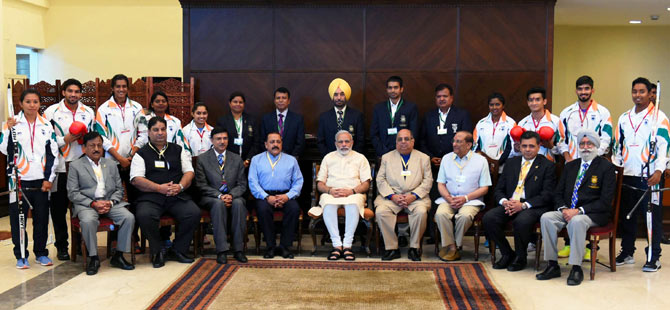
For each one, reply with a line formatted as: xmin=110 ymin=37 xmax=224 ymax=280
xmin=216 ymin=252 xmax=228 ymax=264
xmin=152 ymin=251 xmax=165 ymax=268
xmin=507 ymin=256 xmax=527 ymax=272
xmin=536 ymin=263 xmax=561 ymax=280
xmin=110 ymin=254 xmax=135 ymax=270
xmin=280 ymin=247 xmax=294 ymax=259
xmin=407 ymin=248 xmax=421 ymax=261
xmin=398 ymin=236 xmax=409 ymax=248
xmin=234 ymin=251 xmax=248 ymax=263
xmin=166 ymin=249 xmax=194 ymax=263
xmin=567 ymin=266 xmax=584 ymax=286
xmin=381 ymin=249 xmax=401 ymax=261
xmin=86 ymin=256 xmax=100 ymax=275
xmin=492 ymin=254 xmax=515 ymax=270
xmin=263 ymin=247 xmax=275 ymax=259
xmin=57 ymin=248 xmax=70 ymax=261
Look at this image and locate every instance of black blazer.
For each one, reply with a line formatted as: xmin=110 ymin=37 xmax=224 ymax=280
xmin=494 ymin=155 xmax=556 ymax=210
xmin=260 ymin=109 xmax=305 ymax=157
xmin=316 ymin=106 xmax=365 ymax=156
xmin=369 ymin=99 xmax=418 ymax=157
xmin=419 ymin=106 xmax=473 ymax=159
xmin=216 ymin=113 xmax=260 ymax=161
xmin=554 ymin=156 xmax=616 ymax=226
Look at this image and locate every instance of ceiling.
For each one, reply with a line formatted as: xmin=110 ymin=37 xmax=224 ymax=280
xmin=555 ymin=0 xmax=670 ymax=25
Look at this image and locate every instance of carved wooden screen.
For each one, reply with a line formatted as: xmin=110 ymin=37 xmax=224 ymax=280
xmin=80 ymin=80 xmax=97 ymax=110
xmin=148 ymin=77 xmax=195 ymax=125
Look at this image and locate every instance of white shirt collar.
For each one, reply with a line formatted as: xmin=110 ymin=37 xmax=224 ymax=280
xmin=276 ymin=109 xmax=288 ymax=118
xmin=522 ymin=156 xmax=536 ymax=166
xmin=87 ymin=156 xmax=102 ymax=168
xmin=334 ymin=105 xmax=347 ymax=114
xmin=214 ymin=148 xmax=226 ymax=158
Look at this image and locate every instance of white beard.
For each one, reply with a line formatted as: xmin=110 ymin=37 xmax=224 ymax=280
xmin=579 ymin=148 xmax=597 ymax=162
xmin=338 ymin=148 xmax=350 ymax=156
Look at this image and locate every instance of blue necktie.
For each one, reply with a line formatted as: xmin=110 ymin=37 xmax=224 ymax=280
xmin=218 ymin=154 xmax=225 ymax=175
xmin=570 ymin=162 xmax=590 ymax=209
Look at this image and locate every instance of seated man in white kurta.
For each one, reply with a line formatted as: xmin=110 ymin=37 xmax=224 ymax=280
xmin=310 ymin=130 xmax=371 ymax=261
xmin=435 ymin=131 xmax=491 ymax=261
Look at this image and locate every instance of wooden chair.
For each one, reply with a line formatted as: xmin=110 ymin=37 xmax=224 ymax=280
xmin=432 ymin=152 xmax=499 ymax=261
xmin=70 ymin=206 xmax=136 ymax=270
xmin=308 ymin=162 xmax=376 ymax=256
xmin=534 ymin=166 xmax=624 ymax=280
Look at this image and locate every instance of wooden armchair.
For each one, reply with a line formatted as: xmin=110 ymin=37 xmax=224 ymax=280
xmin=308 ymin=162 xmax=376 ymax=256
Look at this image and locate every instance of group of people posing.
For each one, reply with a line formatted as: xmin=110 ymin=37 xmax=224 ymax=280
xmin=2 ymin=74 xmax=665 ymax=287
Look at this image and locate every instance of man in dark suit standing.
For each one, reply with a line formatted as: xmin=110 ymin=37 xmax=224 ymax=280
xmin=195 ymin=127 xmax=248 ymax=264
xmin=483 ymin=131 xmax=556 ymax=271
xmin=420 ymin=83 xmax=473 ymax=167
xmin=216 ymin=92 xmax=260 ymax=167
xmin=261 ymin=87 xmax=305 ymax=158
xmin=369 ymin=76 xmax=419 ymax=158
xmin=317 ymin=78 xmax=365 ymax=157
xmin=537 ymin=129 xmax=615 ymax=286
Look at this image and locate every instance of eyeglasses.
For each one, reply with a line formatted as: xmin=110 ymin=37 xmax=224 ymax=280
xmin=396 ymin=137 xmax=413 ymax=142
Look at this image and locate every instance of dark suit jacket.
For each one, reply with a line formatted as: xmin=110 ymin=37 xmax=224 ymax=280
xmin=419 ymin=106 xmax=473 ymax=159
xmin=494 ymin=155 xmax=556 ymax=210
xmin=316 ymin=106 xmax=365 ymax=156
xmin=216 ymin=112 xmax=260 ymax=161
xmin=554 ymin=156 xmax=616 ymax=226
xmin=195 ymin=148 xmax=247 ymax=200
xmin=369 ymin=99 xmax=418 ymax=157
xmin=261 ymin=109 xmax=305 ymax=157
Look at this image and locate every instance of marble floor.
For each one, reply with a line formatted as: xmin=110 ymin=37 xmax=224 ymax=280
xmin=1 ymin=215 xmax=670 ymax=310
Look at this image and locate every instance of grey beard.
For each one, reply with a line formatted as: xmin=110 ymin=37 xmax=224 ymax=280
xmin=579 ymin=149 xmax=597 ymax=162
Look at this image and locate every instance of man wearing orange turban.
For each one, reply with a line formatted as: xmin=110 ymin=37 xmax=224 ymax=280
xmin=317 ymin=78 xmax=366 ymax=156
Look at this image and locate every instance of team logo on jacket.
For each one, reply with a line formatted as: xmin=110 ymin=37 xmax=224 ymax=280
xmin=589 ymin=176 xmax=599 ymax=188
xmin=349 ymin=125 xmax=354 ymax=133
xmin=248 ymin=125 xmax=253 ymax=136
xmin=400 ymin=115 xmax=407 ymax=127
xmin=452 ymin=124 xmax=458 ymax=133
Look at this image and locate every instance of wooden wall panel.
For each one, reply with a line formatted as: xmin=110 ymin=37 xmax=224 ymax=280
xmin=189 ymin=8 xmax=274 ymax=71
xmin=459 ymin=6 xmax=547 ymax=71
xmin=457 ymin=72 xmax=546 ymax=123
xmin=366 ymin=7 xmax=458 ymax=71
xmin=275 ymin=8 xmax=364 ymax=71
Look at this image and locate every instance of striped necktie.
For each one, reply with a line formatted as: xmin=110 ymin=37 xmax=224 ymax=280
xmin=218 ymin=153 xmax=225 ymax=175
xmin=512 ymin=161 xmax=531 ymax=200
xmin=570 ymin=162 xmax=590 ymax=209
xmin=337 ymin=110 xmax=344 ymax=130
xmin=278 ymin=114 xmax=284 ymax=137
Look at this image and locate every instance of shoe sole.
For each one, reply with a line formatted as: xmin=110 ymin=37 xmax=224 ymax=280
xmin=16 ymin=265 xmax=29 ymax=269
xmin=616 ymin=260 xmax=635 ymax=266
xmin=642 ymin=265 xmax=661 ymax=272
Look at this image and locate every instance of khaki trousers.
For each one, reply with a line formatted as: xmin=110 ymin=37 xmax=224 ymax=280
xmin=375 ymin=196 xmax=429 ymax=250
xmin=435 ymin=203 xmax=480 ymax=248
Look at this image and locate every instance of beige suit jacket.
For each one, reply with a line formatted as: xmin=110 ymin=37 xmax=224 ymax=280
xmin=375 ymin=149 xmax=433 ymax=211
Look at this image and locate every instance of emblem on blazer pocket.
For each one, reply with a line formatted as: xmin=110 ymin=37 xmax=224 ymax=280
xmin=589 ymin=175 xmax=599 ymax=188
xmin=400 ymin=115 xmax=407 ymax=127
xmin=349 ymin=125 xmax=354 ymax=133
xmin=248 ymin=125 xmax=253 ymax=136
xmin=452 ymin=123 xmax=458 ymax=133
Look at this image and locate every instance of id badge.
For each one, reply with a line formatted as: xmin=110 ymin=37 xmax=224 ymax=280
xmin=234 ymin=138 xmax=244 ymax=146
xmin=155 ymin=160 xmax=166 ymax=168
xmin=455 ymin=175 xmax=466 ymax=183
xmin=387 ymin=127 xmax=398 ymax=135
xmin=437 ymin=127 xmax=447 ymax=135
xmin=401 ymin=170 xmax=411 ymax=176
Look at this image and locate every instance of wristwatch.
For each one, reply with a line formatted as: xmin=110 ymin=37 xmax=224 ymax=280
xmin=521 ymin=202 xmax=529 ymax=210
xmin=178 ymin=184 xmax=185 ymax=192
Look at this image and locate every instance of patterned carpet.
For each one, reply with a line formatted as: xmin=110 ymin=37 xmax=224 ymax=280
xmin=150 ymin=259 xmax=509 ymax=310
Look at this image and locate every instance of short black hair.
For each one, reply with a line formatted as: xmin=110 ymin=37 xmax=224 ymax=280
xmin=210 ymin=126 xmax=228 ymax=139
xmin=632 ymin=77 xmax=652 ymax=92
xmin=149 ymin=91 xmax=170 ymax=114
xmin=651 ymin=84 xmax=657 ymax=90
xmin=266 ymin=131 xmax=282 ymax=142
xmin=526 ymin=87 xmax=546 ymax=100
xmin=82 ymin=131 xmax=102 ymax=145
xmin=488 ymin=92 xmax=505 ymax=105
xmin=111 ymin=74 xmax=129 ymax=88
xmin=576 ymin=75 xmax=594 ymax=88
xmin=435 ymin=83 xmax=453 ymax=96
xmin=19 ymin=89 xmax=41 ymax=102
xmin=148 ymin=116 xmax=167 ymax=130
xmin=386 ymin=76 xmax=403 ymax=88
xmin=274 ymin=87 xmax=290 ymax=99
xmin=192 ymin=102 xmax=208 ymax=113
xmin=62 ymin=79 xmax=83 ymax=92
xmin=229 ymin=91 xmax=246 ymax=103
xmin=520 ymin=131 xmax=540 ymax=145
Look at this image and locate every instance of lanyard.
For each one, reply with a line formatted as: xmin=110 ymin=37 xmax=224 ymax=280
xmin=27 ymin=120 xmax=37 ymax=154
xmin=438 ymin=108 xmax=449 ymax=127
xmin=491 ymin=116 xmax=501 ymax=138
xmin=388 ymin=99 xmax=403 ymax=126
xmin=148 ymin=142 xmax=168 ymax=159
xmin=531 ymin=112 xmax=544 ymax=131
xmin=266 ymin=152 xmax=282 ymax=170
xmin=235 ymin=116 xmax=243 ymax=136
xmin=578 ymin=101 xmax=592 ymax=127
xmin=400 ymin=154 xmax=410 ymax=171
xmin=195 ymin=123 xmax=206 ymax=142
xmin=65 ymin=103 xmax=77 ymax=121
xmin=118 ymin=102 xmax=127 ymax=125
xmin=628 ymin=106 xmax=652 ymax=139
xmin=452 ymin=152 xmax=471 ymax=171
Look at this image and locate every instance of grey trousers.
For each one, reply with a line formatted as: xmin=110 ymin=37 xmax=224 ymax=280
xmin=540 ymin=211 xmax=595 ymax=266
xmin=78 ymin=206 xmax=135 ymax=256
xmin=201 ymin=196 xmax=247 ymax=253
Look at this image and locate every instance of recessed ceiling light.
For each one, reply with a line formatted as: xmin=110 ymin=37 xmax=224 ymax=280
xmin=667 ymin=7 xmax=670 ymax=11
xmin=629 ymin=20 xmax=642 ymax=24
